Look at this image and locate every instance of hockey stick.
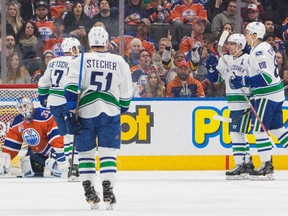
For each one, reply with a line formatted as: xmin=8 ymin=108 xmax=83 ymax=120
xmin=217 ymin=30 xmax=230 ymax=65
xmin=213 ymin=108 xmax=251 ymax=123
xmin=69 ymin=46 xmax=85 ymax=178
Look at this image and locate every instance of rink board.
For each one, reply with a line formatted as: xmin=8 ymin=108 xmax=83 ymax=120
xmin=115 ymin=98 xmax=288 ymax=170
xmin=2 ymin=98 xmax=288 ymax=170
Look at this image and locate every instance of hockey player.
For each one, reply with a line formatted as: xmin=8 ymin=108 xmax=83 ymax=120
xmin=64 ymin=26 xmax=133 ymax=210
xmin=0 ymin=97 xmax=66 ymax=177
xmin=205 ymin=33 xmax=254 ymax=180
xmin=38 ymin=37 xmax=81 ymax=181
xmin=230 ymin=22 xmax=288 ymax=180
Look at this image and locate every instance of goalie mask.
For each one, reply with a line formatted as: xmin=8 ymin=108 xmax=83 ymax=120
xmin=61 ymin=37 xmax=81 ymax=55
xmin=16 ymin=96 xmax=34 ymax=120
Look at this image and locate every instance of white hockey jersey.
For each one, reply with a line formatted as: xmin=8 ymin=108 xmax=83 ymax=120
xmin=216 ymin=53 xmax=251 ymax=111
xmin=38 ymin=55 xmax=73 ymax=106
xmin=248 ymin=42 xmax=284 ymax=102
xmin=64 ymin=51 xmax=133 ymax=118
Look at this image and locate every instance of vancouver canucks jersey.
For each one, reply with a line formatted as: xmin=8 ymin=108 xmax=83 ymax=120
xmin=38 ymin=56 xmax=73 ymax=106
xmin=248 ymin=42 xmax=284 ymax=102
xmin=2 ymin=108 xmax=63 ymax=160
xmin=64 ymin=51 xmax=133 ymax=118
xmin=216 ymin=53 xmax=251 ymax=111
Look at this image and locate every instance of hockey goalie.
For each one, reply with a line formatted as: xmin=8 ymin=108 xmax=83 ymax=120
xmin=0 ymin=96 xmax=67 ymax=177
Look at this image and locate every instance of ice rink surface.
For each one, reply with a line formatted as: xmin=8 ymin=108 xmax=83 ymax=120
xmin=1 ymin=171 xmax=288 ymax=216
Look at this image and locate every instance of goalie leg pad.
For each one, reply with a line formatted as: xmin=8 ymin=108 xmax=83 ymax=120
xmin=20 ymin=156 xmax=35 ymax=177
xmin=0 ymin=152 xmax=11 ymax=175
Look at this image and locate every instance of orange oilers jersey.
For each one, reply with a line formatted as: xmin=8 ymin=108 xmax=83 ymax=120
xmin=166 ymin=76 xmax=205 ymax=98
xmin=170 ymin=1 xmax=207 ymax=23
xmin=44 ymin=38 xmax=64 ymax=57
xmin=179 ymin=36 xmax=202 ymax=53
xmin=2 ymin=108 xmax=64 ymax=160
xmin=50 ymin=5 xmax=66 ymax=19
xmin=34 ymin=19 xmax=54 ymax=40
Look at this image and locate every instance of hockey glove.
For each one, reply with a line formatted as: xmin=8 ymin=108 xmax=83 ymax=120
xmin=45 ymin=148 xmax=67 ymax=177
xmin=205 ymin=54 xmax=218 ymax=72
xmin=67 ymin=100 xmax=77 ymax=111
xmin=65 ymin=112 xmax=82 ymax=135
xmin=230 ymin=75 xmax=250 ymax=89
xmin=0 ymin=152 xmax=11 ymax=175
xmin=38 ymin=94 xmax=48 ymax=107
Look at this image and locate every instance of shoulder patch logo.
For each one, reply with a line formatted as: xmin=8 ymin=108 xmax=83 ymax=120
xmin=255 ymin=51 xmax=263 ymax=56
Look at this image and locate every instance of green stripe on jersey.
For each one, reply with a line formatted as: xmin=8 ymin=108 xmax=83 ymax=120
xmin=80 ymin=91 xmax=120 ymax=108
xmin=252 ymin=81 xmax=283 ymax=96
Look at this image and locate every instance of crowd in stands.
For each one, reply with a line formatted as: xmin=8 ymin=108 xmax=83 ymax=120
xmin=1 ymin=0 xmax=288 ymax=98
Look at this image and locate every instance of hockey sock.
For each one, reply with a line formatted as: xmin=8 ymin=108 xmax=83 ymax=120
xmin=98 ymin=147 xmax=117 ymax=188
xmin=254 ymin=132 xmax=273 ymax=162
xmin=230 ymin=132 xmax=246 ymax=164
xmin=269 ymin=127 xmax=288 ymax=148
xmin=78 ymin=149 xmax=96 ymax=187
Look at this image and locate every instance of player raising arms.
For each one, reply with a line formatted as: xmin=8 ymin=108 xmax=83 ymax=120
xmin=64 ymin=26 xmax=133 ymax=210
xmin=0 ymin=97 xmax=66 ymax=178
xmin=206 ymin=33 xmax=254 ymax=180
xmin=231 ymin=22 xmax=288 ymax=180
xmin=38 ymin=37 xmax=81 ymax=181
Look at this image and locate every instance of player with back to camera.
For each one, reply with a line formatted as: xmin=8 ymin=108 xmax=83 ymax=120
xmin=205 ymin=33 xmax=254 ymax=180
xmin=0 ymin=96 xmax=66 ymax=178
xmin=64 ymin=26 xmax=133 ymax=210
xmin=231 ymin=22 xmax=288 ymax=180
xmin=38 ymin=37 xmax=81 ymax=182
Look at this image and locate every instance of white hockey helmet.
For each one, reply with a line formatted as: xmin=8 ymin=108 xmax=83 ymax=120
xmin=61 ymin=37 xmax=81 ymax=54
xmin=88 ymin=26 xmax=109 ymax=47
xmin=227 ymin=34 xmax=246 ymax=50
xmin=246 ymin=22 xmax=266 ymax=39
xmin=15 ymin=96 xmax=34 ymax=120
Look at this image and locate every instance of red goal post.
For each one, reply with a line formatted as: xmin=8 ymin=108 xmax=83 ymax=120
xmin=0 ymin=84 xmax=38 ymax=169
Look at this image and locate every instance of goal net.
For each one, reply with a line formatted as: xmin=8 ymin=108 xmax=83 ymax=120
xmin=0 ymin=84 xmax=38 ymax=170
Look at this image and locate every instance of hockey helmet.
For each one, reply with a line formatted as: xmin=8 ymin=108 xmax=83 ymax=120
xmin=227 ymin=33 xmax=246 ymax=50
xmin=15 ymin=96 xmax=34 ymax=120
xmin=61 ymin=37 xmax=81 ymax=54
xmin=88 ymin=26 xmax=109 ymax=47
xmin=245 ymin=22 xmax=266 ymax=39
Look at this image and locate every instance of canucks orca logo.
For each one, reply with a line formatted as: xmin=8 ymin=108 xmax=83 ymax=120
xmin=22 ymin=128 xmax=40 ymax=146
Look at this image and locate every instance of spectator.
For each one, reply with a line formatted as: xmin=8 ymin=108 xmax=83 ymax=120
xmin=20 ymin=0 xmax=36 ymax=21
xmin=211 ymin=0 xmax=240 ymax=40
xmin=275 ymin=50 xmax=287 ymax=79
xmin=131 ymin=49 xmax=154 ymax=97
xmin=239 ymin=0 xmax=265 ymax=23
xmin=6 ymin=34 xmax=17 ymax=60
xmin=44 ymin=18 xmax=70 ymax=57
xmin=263 ymin=19 xmax=286 ymax=52
xmin=179 ymin=18 xmax=206 ymax=54
xmin=170 ymin=0 xmax=207 ymax=47
xmin=85 ymin=0 xmax=119 ymax=39
xmin=64 ymin=1 xmax=89 ymax=39
xmin=275 ymin=0 xmax=288 ymax=26
xmin=15 ymin=20 xmax=44 ymax=61
xmin=166 ymin=60 xmax=205 ymax=97
xmin=246 ymin=4 xmax=261 ymax=23
xmin=201 ymin=78 xmax=226 ymax=97
xmin=205 ymin=0 xmax=228 ymax=22
xmin=31 ymin=50 xmax=55 ymax=83
xmin=83 ymin=0 xmax=99 ymax=19
xmin=125 ymin=0 xmax=148 ymax=25
xmin=141 ymin=69 xmax=166 ymax=98
xmin=111 ymin=18 xmax=156 ymax=56
xmin=6 ymin=2 xmax=23 ymax=36
xmin=7 ymin=52 xmax=31 ymax=84
xmin=50 ymin=0 xmax=72 ymax=19
xmin=124 ymin=38 xmax=143 ymax=68
xmin=31 ymin=0 xmax=55 ymax=40
xmin=222 ymin=22 xmax=234 ymax=34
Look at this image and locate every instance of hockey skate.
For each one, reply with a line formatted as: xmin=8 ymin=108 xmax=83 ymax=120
xmin=245 ymin=156 xmax=255 ymax=174
xmin=68 ymin=164 xmax=80 ymax=182
xmin=248 ymin=161 xmax=274 ymax=181
xmin=102 ymin=180 xmax=116 ymax=210
xmin=82 ymin=180 xmax=101 ymax=209
xmin=225 ymin=163 xmax=248 ymax=180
